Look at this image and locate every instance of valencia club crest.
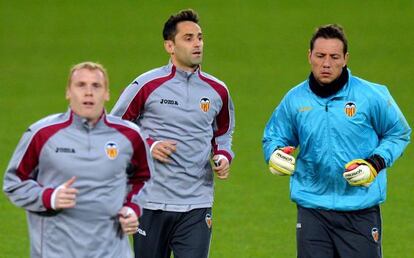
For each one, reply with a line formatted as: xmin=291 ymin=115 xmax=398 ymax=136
xmin=200 ymin=97 xmax=210 ymax=112
xmin=344 ymin=102 xmax=357 ymax=117
xmin=105 ymin=141 xmax=119 ymax=160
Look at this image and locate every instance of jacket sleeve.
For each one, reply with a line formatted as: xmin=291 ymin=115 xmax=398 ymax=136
xmin=262 ymin=95 xmax=298 ymax=163
xmin=370 ymin=86 xmax=411 ymax=167
xmin=3 ymin=129 xmax=55 ymax=212
xmin=123 ymin=129 xmax=152 ymax=217
xmin=212 ymin=91 xmax=235 ymax=163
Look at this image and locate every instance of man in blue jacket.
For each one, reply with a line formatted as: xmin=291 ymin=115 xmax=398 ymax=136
xmin=262 ymin=24 xmax=411 ymax=258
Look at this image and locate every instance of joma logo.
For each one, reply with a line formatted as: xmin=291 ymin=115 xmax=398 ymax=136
xmin=55 ymin=147 xmax=76 ymax=153
xmin=160 ymin=99 xmax=179 ymax=105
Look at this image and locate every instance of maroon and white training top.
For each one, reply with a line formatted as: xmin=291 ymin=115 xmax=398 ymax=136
xmin=3 ymin=110 xmax=152 ymax=258
xmin=111 ymin=62 xmax=235 ymax=210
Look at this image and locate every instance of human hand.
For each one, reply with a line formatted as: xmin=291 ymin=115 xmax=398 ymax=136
xmin=268 ymin=146 xmax=295 ymax=176
xmin=118 ymin=206 xmax=139 ymax=235
xmin=343 ymin=159 xmax=377 ymax=187
xmin=53 ymin=176 xmax=78 ymax=209
xmin=151 ymin=140 xmax=177 ymax=163
xmin=213 ymin=155 xmax=230 ymax=180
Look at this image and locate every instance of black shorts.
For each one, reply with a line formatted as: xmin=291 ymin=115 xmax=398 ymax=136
xmin=133 ymin=208 xmax=212 ymax=258
xmin=296 ymin=205 xmax=382 ymax=258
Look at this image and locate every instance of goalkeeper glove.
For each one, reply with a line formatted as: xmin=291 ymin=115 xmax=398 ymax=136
xmin=343 ymin=155 xmax=385 ymax=187
xmin=268 ymin=146 xmax=295 ymax=176
xmin=343 ymin=160 xmax=376 ymax=187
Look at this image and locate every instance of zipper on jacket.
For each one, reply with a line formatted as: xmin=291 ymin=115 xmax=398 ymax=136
xmin=324 ymin=101 xmax=336 ymax=207
xmin=83 ymin=121 xmax=92 ymax=152
xmin=87 ymin=130 xmax=91 ymax=152
xmin=186 ymin=76 xmax=190 ymax=104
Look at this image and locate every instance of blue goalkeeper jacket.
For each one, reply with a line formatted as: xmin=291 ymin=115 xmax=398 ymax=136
xmin=262 ymin=70 xmax=411 ymax=211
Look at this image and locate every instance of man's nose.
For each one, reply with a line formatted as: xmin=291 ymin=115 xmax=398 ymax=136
xmin=194 ymin=38 xmax=202 ymax=47
xmin=85 ymin=85 xmax=93 ymax=95
xmin=322 ymin=57 xmax=331 ymax=67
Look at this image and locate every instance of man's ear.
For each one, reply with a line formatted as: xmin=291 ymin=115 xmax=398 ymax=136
xmin=344 ymin=52 xmax=349 ymax=67
xmin=307 ymin=49 xmax=312 ymax=64
xmin=164 ymin=40 xmax=174 ymax=54
xmin=65 ymin=88 xmax=70 ymax=100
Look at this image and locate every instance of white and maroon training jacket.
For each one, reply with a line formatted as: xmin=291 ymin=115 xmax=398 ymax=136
xmin=3 ymin=109 xmax=152 ymax=258
xmin=111 ymin=62 xmax=235 ymax=210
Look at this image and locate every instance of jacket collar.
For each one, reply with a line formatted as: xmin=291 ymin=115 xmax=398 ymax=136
xmin=308 ymin=66 xmax=349 ymax=98
xmin=167 ymin=60 xmax=200 ymax=81
xmin=68 ymin=108 xmax=106 ymax=131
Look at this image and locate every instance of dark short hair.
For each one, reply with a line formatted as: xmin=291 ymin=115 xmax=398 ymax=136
xmin=163 ymin=9 xmax=199 ymax=41
xmin=310 ymin=24 xmax=348 ymax=54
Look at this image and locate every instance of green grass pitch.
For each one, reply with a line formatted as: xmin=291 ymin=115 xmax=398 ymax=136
xmin=1 ymin=1 xmax=413 ymax=257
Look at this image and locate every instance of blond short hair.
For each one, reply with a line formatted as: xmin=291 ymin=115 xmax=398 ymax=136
xmin=67 ymin=61 xmax=109 ymax=88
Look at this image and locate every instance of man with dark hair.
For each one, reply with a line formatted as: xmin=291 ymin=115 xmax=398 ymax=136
xmin=3 ymin=62 xmax=152 ymax=258
xmin=163 ymin=9 xmax=199 ymax=41
xmin=310 ymin=24 xmax=348 ymax=55
xmin=111 ymin=9 xmax=235 ymax=258
xmin=263 ymin=24 xmax=411 ymax=258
